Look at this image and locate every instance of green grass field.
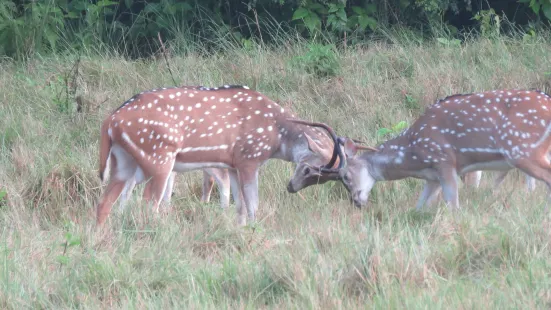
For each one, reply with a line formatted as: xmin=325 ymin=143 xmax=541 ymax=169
xmin=2 ymin=34 xmax=551 ymax=308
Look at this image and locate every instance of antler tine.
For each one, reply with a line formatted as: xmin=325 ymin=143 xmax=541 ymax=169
xmin=337 ymin=136 xmax=378 ymax=152
xmin=357 ymin=145 xmax=379 ymax=152
xmin=287 ymin=118 xmax=345 ymax=171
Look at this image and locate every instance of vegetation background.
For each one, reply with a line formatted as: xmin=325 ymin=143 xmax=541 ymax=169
xmin=2 ymin=0 xmax=551 ymax=308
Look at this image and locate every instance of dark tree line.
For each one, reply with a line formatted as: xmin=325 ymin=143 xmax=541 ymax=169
xmin=0 ymin=0 xmax=546 ymax=59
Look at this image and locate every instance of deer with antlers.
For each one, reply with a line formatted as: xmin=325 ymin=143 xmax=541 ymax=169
xmin=290 ymin=89 xmax=549 ymax=210
xmin=97 ymin=85 xmax=339 ymax=226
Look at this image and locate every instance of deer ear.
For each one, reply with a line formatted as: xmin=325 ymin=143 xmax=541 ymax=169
xmin=343 ymin=138 xmax=358 ymax=158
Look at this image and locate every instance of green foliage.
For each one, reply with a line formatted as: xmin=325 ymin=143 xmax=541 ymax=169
xmin=473 ymin=8 xmax=502 ymax=38
xmin=404 ymin=94 xmax=421 ymax=112
xmin=292 ymin=43 xmax=340 ymax=78
xmin=377 ymin=121 xmax=408 ymax=139
xmin=0 ymin=126 xmax=18 ymax=150
xmin=520 ymin=0 xmax=551 ymax=20
xmin=436 ymin=37 xmax=461 ymax=47
xmin=57 ymin=222 xmax=81 ymax=267
xmin=292 ymin=2 xmax=323 ymax=34
xmin=0 ymin=0 xmax=548 ymax=59
xmin=292 ymin=1 xmax=377 ymax=36
xmin=0 ymin=188 xmax=7 ymax=206
xmin=523 ymin=28 xmax=538 ymax=42
xmin=0 ymin=1 xmax=65 ymax=58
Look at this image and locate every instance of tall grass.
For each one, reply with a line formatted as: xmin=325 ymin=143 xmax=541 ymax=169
xmin=1 ymin=30 xmax=551 ymax=308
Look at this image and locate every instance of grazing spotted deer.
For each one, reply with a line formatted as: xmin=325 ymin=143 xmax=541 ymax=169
xmin=97 ymin=85 xmax=338 ymax=226
xmin=290 ymin=89 xmax=551 ymax=210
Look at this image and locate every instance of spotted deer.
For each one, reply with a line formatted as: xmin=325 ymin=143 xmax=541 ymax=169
xmin=290 ymin=89 xmax=551 ymax=210
xmin=97 ymin=85 xmax=338 ymax=226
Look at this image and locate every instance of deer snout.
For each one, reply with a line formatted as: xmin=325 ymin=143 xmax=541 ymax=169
xmin=287 ymin=181 xmax=297 ymax=193
xmin=351 ymin=191 xmax=367 ymax=208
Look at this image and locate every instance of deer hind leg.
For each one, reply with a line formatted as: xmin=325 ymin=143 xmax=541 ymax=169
xmin=205 ymin=168 xmax=231 ymax=209
xmin=96 ymin=145 xmax=138 ymax=225
xmin=526 ymin=175 xmax=537 ymax=192
xmin=438 ymin=166 xmax=460 ymax=210
xmin=142 ymin=161 xmax=176 ymax=213
xmin=495 ymin=170 xmax=537 ymax=192
xmin=416 ymin=180 xmax=441 ymax=210
xmin=201 ymin=170 xmax=215 ymax=203
xmin=118 ymin=177 xmax=137 ymax=212
xmin=217 ymin=169 xmax=231 ymax=209
xmin=510 ymin=158 xmax=551 ymax=208
xmin=228 ymin=170 xmax=246 ymax=226
xmin=462 ymin=171 xmax=482 ymax=188
xmin=493 ymin=170 xmax=510 ymax=188
xmin=161 ymin=172 xmax=176 ymax=207
xmin=97 ymin=179 xmax=127 ymax=226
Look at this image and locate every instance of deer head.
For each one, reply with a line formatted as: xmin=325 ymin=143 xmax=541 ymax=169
xmin=285 ymin=120 xmax=343 ymax=193
xmin=286 ymin=119 xmax=379 ymax=206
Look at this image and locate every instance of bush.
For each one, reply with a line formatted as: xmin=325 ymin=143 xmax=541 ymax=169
xmin=292 ymin=43 xmax=340 ymax=78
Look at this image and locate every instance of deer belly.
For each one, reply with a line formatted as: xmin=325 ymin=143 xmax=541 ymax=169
xmin=172 ymin=147 xmax=234 ymax=172
xmin=459 ymin=160 xmax=513 ymax=174
xmin=173 ymin=162 xmax=232 ymax=172
xmin=455 ymin=143 xmax=511 ymax=174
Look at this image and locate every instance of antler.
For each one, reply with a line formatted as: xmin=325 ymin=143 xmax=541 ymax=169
xmin=357 ymin=145 xmax=379 ymax=152
xmin=288 ymin=118 xmax=346 ymax=172
xmin=337 ymin=137 xmax=379 ymax=152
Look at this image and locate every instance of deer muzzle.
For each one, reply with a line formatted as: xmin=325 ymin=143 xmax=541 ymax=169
xmin=287 ymin=181 xmax=297 ymax=193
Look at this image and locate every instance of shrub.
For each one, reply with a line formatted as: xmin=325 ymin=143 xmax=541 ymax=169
xmin=292 ymin=43 xmax=340 ymax=78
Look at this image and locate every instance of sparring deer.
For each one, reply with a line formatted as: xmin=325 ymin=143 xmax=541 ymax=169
xmin=97 ymin=84 xmax=339 ymax=226
xmin=290 ymin=89 xmax=551 ymax=210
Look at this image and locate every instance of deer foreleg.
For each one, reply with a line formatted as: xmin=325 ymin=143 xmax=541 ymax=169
xmin=238 ymin=167 xmax=259 ymax=224
xmin=416 ymin=181 xmax=441 ymax=210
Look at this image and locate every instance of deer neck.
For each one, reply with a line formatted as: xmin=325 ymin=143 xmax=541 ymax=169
xmin=365 ymin=135 xmax=434 ymax=182
xmin=272 ymin=118 xmax=333 ymax=164
xmin=272 ymin=125 xmax=307 ymax=163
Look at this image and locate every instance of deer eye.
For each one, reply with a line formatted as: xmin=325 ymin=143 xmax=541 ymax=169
xmin=342 ymin=174 xmax=349 ymax=183
xmin=304 ymin=167 xmax=311 ymax=175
